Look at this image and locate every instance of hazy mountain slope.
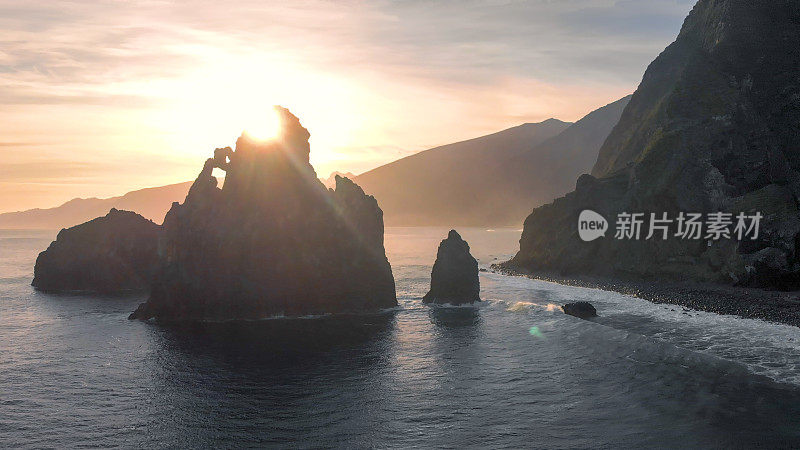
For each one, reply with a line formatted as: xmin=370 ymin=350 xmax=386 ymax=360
xmin=355 ymin=97 xmax=630 ymax=226
xmin=495 ymin=95 xmax=632 ymax=218
xmin=508 ymin=0 xmax=800 ymax=289
xmin=355 ymin=119 xmax=571 ymax=226
xmin=0 ymin=181 xmax=193 ymax=229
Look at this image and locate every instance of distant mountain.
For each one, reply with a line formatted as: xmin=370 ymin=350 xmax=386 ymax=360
xmin=354 ymin=119 xmax=570 ymax=226
xmin=496 ymin=95 xmax=631 ymax=219
xmin=355 ymin=98 xmax=630 ymax=226
xmin=321 ymin=171 xmax=355 ymax=189
xmin=4 ymin=98 xmax=628 ymax=230
xmin=0 ymin=181 xmax=193 ymax=229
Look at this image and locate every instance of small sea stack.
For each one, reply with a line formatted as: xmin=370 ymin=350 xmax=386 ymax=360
xmin=32 ymin=208 xmax=160 ymax=293
xmin=423 ymin=230 xmax=480 ymax=305
xmin=562 ymin=302 xmax=597 ymax=319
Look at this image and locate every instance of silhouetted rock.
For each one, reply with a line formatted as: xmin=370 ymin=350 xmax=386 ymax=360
xmin=320 ymin=171 xmax=355 ymax=189
xmin=562 ymin=302 xmax=597 ymax=319
xmin=129 ymin=107 xmax=397 ymax=321
xmin=506 ymin=0 xmax=800 ymax=290
xmin=32 ymin=208 xmax=159 ymax=292
xmin=423 ymin=230 xmax=480 ymax=305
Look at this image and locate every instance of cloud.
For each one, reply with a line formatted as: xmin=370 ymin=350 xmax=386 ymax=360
xmin=0 ymin=160 xmax=110 ymax=181
xmin=0 ymin=0 xmax=694 ymax=95
xmin=0 ymin=141 xmax=37 ymax=146
xmin=0 ymin=0 xmax=697 ymax=210
xmin=0 ymin=89 xmax=160 ymax=107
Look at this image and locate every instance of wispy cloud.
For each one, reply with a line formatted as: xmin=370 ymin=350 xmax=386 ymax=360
xmin=0 ymin=0 xmax=695 ymax=212
xmin=0 ymin=0 xmax=694 ymax=98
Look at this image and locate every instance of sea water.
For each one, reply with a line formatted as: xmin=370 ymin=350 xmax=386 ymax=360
xmin=2 ymin=228 xmax=800 ymax=448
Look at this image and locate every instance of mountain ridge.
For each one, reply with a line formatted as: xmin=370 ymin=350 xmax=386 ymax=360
xmin=355 ymin=98 xmax=630 ymax=226
xmin=0 ymin=181 xmax=194 ymax=229
xmin=3 ymin=99 xmax=630 ymax=229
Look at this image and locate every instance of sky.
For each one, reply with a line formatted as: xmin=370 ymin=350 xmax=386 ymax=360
xmin=0 ymin=0 xmax=695 ymax=213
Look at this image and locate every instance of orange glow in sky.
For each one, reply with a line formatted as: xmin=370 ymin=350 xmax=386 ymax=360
xmin=0 ymin=1 xmax=694 ymax=213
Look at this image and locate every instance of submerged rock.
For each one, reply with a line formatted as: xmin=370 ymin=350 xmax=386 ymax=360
xmin=423 ymin=230 xmax=480 ymax=305
xmin=562 ymin=302 xmax=597 ymax=319
xmin=129 ymin=106 xmax=396 ymax=321
xmin=32 ymin=208 xmax=159 ymax=292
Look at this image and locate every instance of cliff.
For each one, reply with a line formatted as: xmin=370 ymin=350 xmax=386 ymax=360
xmin=130 ymin=107 xmax=397 ymax=321
xmin=507 ymin=0 xmax=800 ymax=289
xmin=32 ymin=208 xmax=159 ymax=292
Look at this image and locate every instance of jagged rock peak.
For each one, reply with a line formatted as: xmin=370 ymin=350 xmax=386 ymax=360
xmin=130 ymin=107 xmax=397 ymax=321
xmin=235 ymin=106 xmax=311 ymax=163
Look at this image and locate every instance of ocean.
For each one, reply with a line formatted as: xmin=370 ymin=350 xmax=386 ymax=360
xmin=2 ymin=227 xmax=800 ymax=448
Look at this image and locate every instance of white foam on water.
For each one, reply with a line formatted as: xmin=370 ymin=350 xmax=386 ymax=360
xmin=482 ymin=271 xmax=800 ymax=386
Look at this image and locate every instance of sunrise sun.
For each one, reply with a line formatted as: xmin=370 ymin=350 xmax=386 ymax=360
xmin=243 ymin=107 xmax=282 ymax=141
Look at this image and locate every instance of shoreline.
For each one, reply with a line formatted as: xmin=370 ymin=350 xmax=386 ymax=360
xmin=492 ymin=265 xmax=800 ymax=328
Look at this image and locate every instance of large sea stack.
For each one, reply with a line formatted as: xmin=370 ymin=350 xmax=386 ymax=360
xmin=32 ymin=208 xmax=159 ymax=292
xmin=130 ymin=107 xmax=397 ymax=320
xmin=423 ymin=230 xmax=480 ymax=305
xmin=505 ymin=0 xmax=800 ymax=289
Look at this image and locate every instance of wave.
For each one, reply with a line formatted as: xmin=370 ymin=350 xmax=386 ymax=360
xmin=487 ymin=271 xmax=800 ymax=386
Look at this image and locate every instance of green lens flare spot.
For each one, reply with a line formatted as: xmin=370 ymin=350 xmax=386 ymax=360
xmin=529 ymin=326 xmax=544 ymax=338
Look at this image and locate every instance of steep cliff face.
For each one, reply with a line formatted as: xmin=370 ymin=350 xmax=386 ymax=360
xmin=594 ymin=0 xmax=800 ymax=180
xmin=130 ymin=107 xmax=397 ymax=321
xmin=32 ymin=208 xmax=159 ymax=292
xmin=508 ymin=0 xmax=800 ymax=289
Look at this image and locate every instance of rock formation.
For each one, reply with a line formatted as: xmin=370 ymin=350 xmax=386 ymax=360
xmin=32 ymin=208 xmax=159 ymax=292
xmin=562 ymin=302 xmax=597 ymax=319
xmin=423 ymin=230 xmax=480 ymax=305
xmin=506 ymin=0 xmax=800 ymax=290
xmin=130 ymin=106 xmax=397 ymax=321
xmin=321 ymin=171 xmax=355 ymax=189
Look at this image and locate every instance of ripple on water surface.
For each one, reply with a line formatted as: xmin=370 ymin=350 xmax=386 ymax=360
xmin=2 ymin=228 xmax=800 ymax=447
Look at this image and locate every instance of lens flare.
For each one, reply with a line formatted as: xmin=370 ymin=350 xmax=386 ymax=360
xmin=529 ymin=326 xmax=544 ymax=339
